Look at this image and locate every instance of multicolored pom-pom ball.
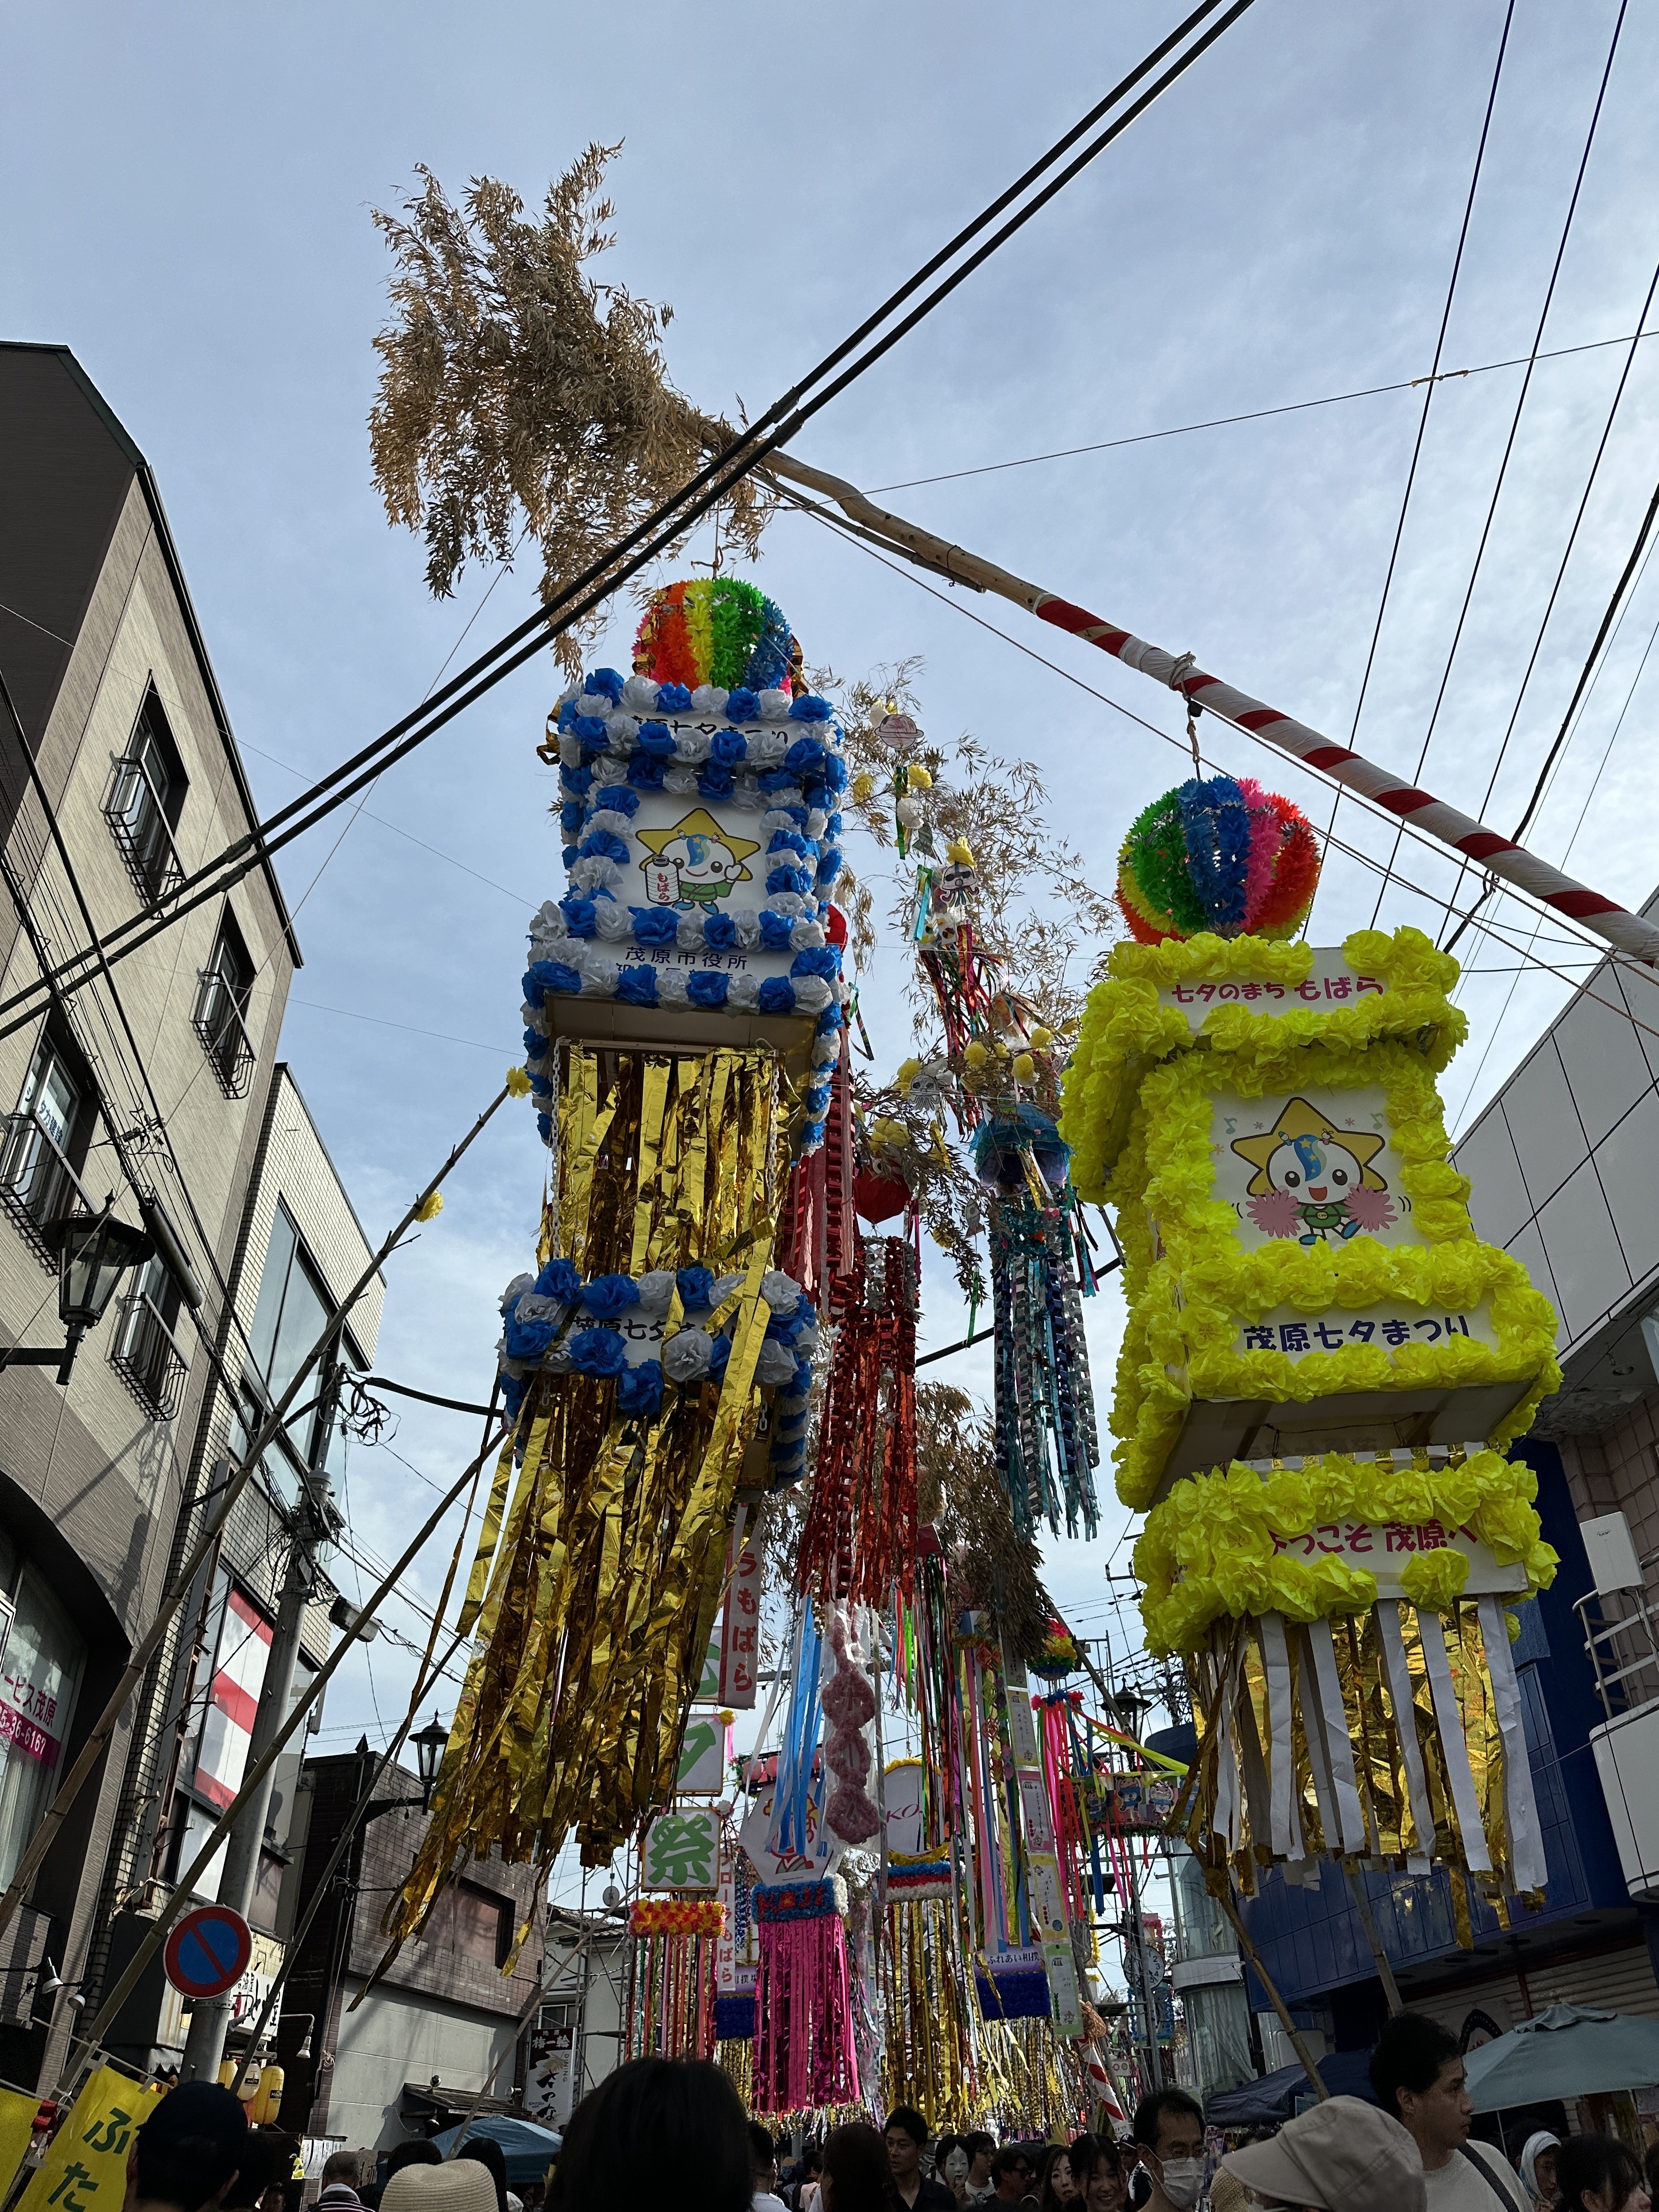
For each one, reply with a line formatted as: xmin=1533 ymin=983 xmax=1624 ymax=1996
xmin=633 ymin=577 xmax=794 ymax=694
xmin=1117 ymin=774 xmax=1320 ymax=944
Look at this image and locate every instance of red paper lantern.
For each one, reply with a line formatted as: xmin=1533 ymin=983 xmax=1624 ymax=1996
xmin=852 ymin=1170 xmax=911 ymax=1225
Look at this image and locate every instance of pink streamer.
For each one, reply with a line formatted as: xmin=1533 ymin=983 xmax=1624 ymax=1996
xmin=754 ymin=1913 xmax=859 ymax=2114
xmin=1236 ymin=776 xmax=1280 ymax=932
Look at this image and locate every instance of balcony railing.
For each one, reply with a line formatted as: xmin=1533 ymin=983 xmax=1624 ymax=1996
xmin=109 ymin=1287 xmax=188 ymax=1421
xmin=192 ymin=969 xmax=255 ymax=1099
xmin=102 ymin=752 xmax=185 ymax=905
xmin=0 ymin=1110 xmax=92 ymax=1269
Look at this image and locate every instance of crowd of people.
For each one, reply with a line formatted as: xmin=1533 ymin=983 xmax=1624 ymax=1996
xmin=111 ymin=2008 xmax=1659 ymax=2212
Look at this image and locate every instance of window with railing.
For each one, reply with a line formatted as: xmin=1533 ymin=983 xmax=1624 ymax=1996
xmin=102 ymin=687 xmax=187 ymax=905
xmin=109 ymin=1256 xmax=188 ymax=1419
xmin=192 ymin=912 xmax=256 ymax=1098
xmin=0 ymin=1039 xmax=91 ymax=1267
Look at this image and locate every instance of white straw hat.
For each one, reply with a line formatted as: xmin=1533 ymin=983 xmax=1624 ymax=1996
xmin=382 ymin=2163 xmax=501 ymax=2212
xmin=1219 ymin=2097 xmax=1425 ymax=2212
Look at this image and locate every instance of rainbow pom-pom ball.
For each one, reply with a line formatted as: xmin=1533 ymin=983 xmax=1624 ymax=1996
xmin=1117 ymin=774 xmax=1320 ymax=944
xmin=634 ymin=577 xmax=794 ymax=694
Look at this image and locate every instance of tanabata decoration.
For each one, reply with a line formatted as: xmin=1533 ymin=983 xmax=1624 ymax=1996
xmin=523 ymin=584 xmax=850 ymax=1152
xmin=626 ymin=1897 xmax=724 ymax=2061
xmin=797 ymin=1234 xmax=921 ymax=1606
xmin=1117 ymin=774 xmax=1320 ymax=945
xmin=974 ymin=1109 xmax=1100 ymax=1540
xmin=751 ymin=1876 xmax=860 ymax=2114
xmin=380 ymin=1041 xmax=794 ymax=1977
xmin=1060 ymin=892 xmax=1563 ymax=1908
xmin=820 ymin=1608 xmax=879 ymax=1846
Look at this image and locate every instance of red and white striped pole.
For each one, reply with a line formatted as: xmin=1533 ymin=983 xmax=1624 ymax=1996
xmin=766 ymin=452 xmax=1659 ymax=966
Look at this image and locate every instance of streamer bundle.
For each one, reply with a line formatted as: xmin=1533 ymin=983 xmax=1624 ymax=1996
xmin=752 ymin=1877 xmax=859 ymax=2114
xmin=627 ymin=1897 xmax=724 ymax=2060
xmin=1061 ymin=920 xmax=1563 ymax=1903
xmin=797 ymin=1236 xmax=920 ymax=1605
xmin=383 ymin=1046 xmax=785 ymax=1971
xmin=974 ymin=1110 xmax=1100 ymax=1540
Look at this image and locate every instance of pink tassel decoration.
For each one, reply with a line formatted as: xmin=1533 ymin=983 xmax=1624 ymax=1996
xmin=752 ymin=1877 xmax=859 ymax=2113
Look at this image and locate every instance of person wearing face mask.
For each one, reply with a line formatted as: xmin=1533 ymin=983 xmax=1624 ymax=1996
xmin=1129 ymin=2094 xmax=1206 ymax=2212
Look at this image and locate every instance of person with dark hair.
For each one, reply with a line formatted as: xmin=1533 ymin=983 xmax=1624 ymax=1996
xmin=1369 ymin=2012 xmax=1529 ymax=2211
xmin=1555 ymin=2136 xmax=1650 ymax=2212
xmin=1035 ymin=2145 xmax=1077 ymax=2212
xmin=222 ymin=2128 xmax=301 ymax=2212
xmin=883 ymin=2110 xmax=955 ymax=2212
xmin=320 ymin=2153 xmax=367 ymax=2211
xmin=959 ymin=2136 xmax=995 ymax=2206
xmin=548 ymin=2058 xmax=751 ymax=2212
xmin=752 ymin=2122 xmax=789 ymax=2212
xmin=1130 ymin=2093 xmax=1204 ymax=2212
xmin=796 ymin=2143 xmax=825 ymax=2212
xmin=129 ymin=2082 xmax=248 ymax=2212
xmin=821 ymin=2123 xmax=901 ymax=2212
xmin=456 ymin=2139 xmax=510 ymax=2212
xmin=987 ymin=2148 xmax=1036 ymax=2209
xmin=1069 ymin=2139 xmax=1125 ymax=2212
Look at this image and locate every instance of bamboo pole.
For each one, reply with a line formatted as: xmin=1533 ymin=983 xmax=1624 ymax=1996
xmin=760 ymin=448 xmax=1659 ymax=967
xmin=1216 ymin=1889 xmax=1329 ymax=2100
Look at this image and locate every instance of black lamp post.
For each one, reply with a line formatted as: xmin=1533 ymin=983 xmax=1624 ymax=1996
xmin=412 ymin=1714 xmax=448 ymax=1811
xmin=3 ymin=1210 xmax=154 ymax=1384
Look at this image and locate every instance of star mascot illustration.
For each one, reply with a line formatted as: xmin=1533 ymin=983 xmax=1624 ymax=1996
xmin=635 ymin=808 xmax=760 ymax=907
xmin=1231 ymin=1096 xmax=1397 ymax=1246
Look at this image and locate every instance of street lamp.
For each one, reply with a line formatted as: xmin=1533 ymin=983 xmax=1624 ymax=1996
xmin=2 ymin=1211 xmax=154 ymax=1384
xmin=412 ymin=1714 xmax=448 ymax=1811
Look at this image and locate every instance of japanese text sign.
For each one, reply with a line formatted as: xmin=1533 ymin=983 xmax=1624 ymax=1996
xmin=18 ymin=2066 xmax=162 ymax=2212
xmin=717 ymin=1538 xmax=761 ymax=1709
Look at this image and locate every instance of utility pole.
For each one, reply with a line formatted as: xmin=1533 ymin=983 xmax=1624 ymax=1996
xmin=180 ymin=1365 xmax=343 ymax=2081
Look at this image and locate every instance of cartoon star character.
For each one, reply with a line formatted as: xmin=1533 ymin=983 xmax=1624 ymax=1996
xmin=634 ymin=808 xmax=759 ymax=907
xmin=1231 ymin=1098 xmax=1396 ymax=1245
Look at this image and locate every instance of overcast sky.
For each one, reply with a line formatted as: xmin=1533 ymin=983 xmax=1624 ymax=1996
xmin=9 ymin=0 xmax=1659 ymax=1904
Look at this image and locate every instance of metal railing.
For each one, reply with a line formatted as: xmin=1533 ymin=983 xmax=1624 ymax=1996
xmin=109 ymin=1287 xmax=188 ymax=1421
xmin=1575 ymin=1585 xmax=1659 ymax=1726
xmin=102 ymin=751 xmax=185 ymax=904
xmin=0 ymin=1109 xmax=92 ymax=1268
xmin=192 ymin=968 xmax=255 ymax=1099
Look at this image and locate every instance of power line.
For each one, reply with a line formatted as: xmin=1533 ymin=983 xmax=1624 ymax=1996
xmin=1333 ymin=0 xmax=1514 ymax=823
xmin=1365 ymin=0 xmax=1631 ymax=929
xmin=0 ymin=0 xmax=1258 ymax=1051
xmin=863 ymin=325 xmax=1659 ymax=494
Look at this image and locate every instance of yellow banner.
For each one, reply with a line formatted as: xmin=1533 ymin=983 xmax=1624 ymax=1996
xmin=18 ymin=2065 xmax=162 ymax=2212
xmin=0 ymin=2084 xmax=39 ymax=2202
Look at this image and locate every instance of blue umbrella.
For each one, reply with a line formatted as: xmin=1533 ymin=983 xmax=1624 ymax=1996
xmin=431 ymin=2116 xmax=564 ymax=2186
xmin=1463 ymin=2004 xmax=1659 ymax=2110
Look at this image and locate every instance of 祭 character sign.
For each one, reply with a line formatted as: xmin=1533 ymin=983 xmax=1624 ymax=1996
xmin=635 ymin=808 xmax=760 ymax=907
xmin=1231 ymin=1096 xmax=1395 ymax=1247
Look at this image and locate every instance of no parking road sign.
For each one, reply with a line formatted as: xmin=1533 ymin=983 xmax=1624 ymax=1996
xmin=164 ymin=1906 xmax=253 ymax=2001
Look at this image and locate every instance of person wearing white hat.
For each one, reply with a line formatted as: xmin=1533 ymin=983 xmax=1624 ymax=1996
xmin=381 ymin=2162 xmax=499 ymax=2212
xmin=1218 ymin=2096 xmax=1426 ymax=2212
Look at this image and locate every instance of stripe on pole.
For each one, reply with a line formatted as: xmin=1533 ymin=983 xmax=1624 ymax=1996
xmin=1033 ymin=598 xmax=1659 ymax=963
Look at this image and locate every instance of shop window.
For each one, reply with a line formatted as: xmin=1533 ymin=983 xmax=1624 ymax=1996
xmin=0 ymin=1560 xmax=87 ymax=1889
xmin=233 ymin=1202 xmax=360 ymax=1504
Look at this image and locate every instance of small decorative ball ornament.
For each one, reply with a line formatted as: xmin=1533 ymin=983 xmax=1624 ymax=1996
xmin=1117 ymin=773 xmax=1320 ymax=944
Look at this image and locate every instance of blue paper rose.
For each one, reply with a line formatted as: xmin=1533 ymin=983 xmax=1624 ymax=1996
xmin=574 ymin=714 xmax=608 ymax=747
xmin=617 ymin=1361 xmax=666 ymax=1417
xmin=655 ymin=682 xmax=692 ymax=712
xmin=637 ymin=720 xmax=676 ymax=757
xmin=710 ymin=728 xmax=748 ymax=767
xmin=585 ymin=666 xmax=626 ymax=703
xmin=536 ymin=1256 xmax=582 ymax=1303
xmin=790 ymin=945 xmax=842 ymax=981
xmin=788 ymin=694 xmax=833 ymax=721
xmin=615 ymin=966 xmax=658 ymax=1006
xmin=758 ymin=977 xmax=797 ymax=1015
xmin=503 ymin=1305 xmax=555 ymax=1362
xmin=579 ymin=830 xmax=630 ymax=864
xmin=630 ymin=907 xmax=680 ymax=946
xmin=559 ymin=801 xmax=584 ymax=837
xmin=687 ymin=971 xmax=730 ymax=1008
xmin=708 ymin=1332 xmax=732 ymax=1380
xmin=676 ymin=1266 xmax=717 ymax=1310
xmin=703 ymin=912 xmax=738 ymax=950
xmin=560 ymin=763 xmax=593 ymax=796
xmin=697 ymin=766 xmax=735 ymax=801
xmin=626 ymin=755 xmax=666 ymax=790
xmin=816 ymin=848 xmax=843 ymax=884
xmin=758 ymin=911 xmax=795 ymax=951
xmin=582 ymin=1272 xmax=641 ymax=1318
xmin=767 ymin=867 xmax=812 ymax=898
xmin=595 ymin=783 xmax=639 ymax=816
xmin=568 ymin=1326 xmax=627 ymax=1378
xmin=725 ymin=686 xmax=759 ymax=722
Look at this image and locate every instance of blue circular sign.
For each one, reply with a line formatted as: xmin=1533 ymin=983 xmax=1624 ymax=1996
xmin=164 ymin=1904 xmax=253 ymax=1999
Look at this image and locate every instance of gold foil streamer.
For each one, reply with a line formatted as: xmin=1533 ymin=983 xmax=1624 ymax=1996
xmin=385 ymin=1043 xmax=784 ymax=1959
